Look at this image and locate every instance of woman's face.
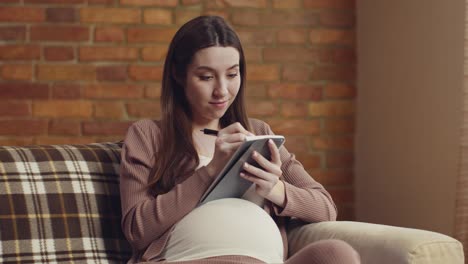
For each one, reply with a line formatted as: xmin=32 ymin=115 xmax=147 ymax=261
xmin=185 ymin=46 xmax=241 ymax=126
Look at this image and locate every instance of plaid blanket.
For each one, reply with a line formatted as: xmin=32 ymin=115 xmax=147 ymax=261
xmin=0 ymin=142 xmax=132 ymax=263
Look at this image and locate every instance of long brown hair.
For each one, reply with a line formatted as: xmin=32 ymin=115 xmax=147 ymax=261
xmin=148 ymin=16 xmax=250 ymax=193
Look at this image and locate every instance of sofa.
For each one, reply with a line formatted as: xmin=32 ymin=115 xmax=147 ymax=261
xmin=0 ymin=142 xmax=464 ymax=264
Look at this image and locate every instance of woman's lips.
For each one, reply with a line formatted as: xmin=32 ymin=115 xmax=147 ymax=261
xmin=209 ymin=100 xmax=228 ymax=108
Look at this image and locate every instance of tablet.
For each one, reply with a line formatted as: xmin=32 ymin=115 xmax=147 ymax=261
xmin=199 ymin=135 xmax=285 ymax=205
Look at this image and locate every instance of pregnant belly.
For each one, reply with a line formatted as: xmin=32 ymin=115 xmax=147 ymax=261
xmin=161 ymin=198 xmax=284 ymax=263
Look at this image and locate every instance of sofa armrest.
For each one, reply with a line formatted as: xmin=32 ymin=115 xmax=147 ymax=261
xmin=287 ymin=220 xmax=464 ymax=264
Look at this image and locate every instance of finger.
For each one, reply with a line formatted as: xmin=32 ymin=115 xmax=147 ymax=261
xmin=220 ymin=122 xmax=252 ymax=136
xmin=268 ymin=139 xmax=281 ymax=165
xmin=218 ymin=132 xmax=248 ymax=143
xmin=251 ymin=151 xmax=282 ymax=176
xmin=240 ymin=172 xmax=277 ymax=192
xmin=215 ymin=138 xmax=243 ymax=152
xmin=243 ymin=162 xmax=277 ymax=182
xmin=240 ymin=172 xmax=268 ymax=186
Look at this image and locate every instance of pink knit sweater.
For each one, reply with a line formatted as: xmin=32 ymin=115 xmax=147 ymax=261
xmin=119 ymin=118 xmax=337 ymax=263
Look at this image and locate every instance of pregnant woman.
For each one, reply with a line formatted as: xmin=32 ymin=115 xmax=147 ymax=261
xmin=120 ymin=15 xmax=360 ymax=264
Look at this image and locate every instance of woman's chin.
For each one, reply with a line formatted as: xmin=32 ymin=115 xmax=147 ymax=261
xmin=206 ymin=110 xmax=228 ymax=121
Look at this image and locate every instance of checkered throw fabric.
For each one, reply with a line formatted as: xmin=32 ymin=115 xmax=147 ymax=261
xmin=0 ymin=142 xmax=132 ymax=263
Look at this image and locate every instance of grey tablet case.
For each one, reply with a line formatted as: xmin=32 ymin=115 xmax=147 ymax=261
xmin=199 ymin=135 xmax=285 ymax=205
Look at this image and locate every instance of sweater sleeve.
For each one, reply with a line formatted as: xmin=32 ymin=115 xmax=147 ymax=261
xmin=275 ymin=150 xmax=338 ymax=222
xmin=251 ymin=119 xmax=338 ymax=222
xmin=119 ymin=120 xmax=213 ymax=251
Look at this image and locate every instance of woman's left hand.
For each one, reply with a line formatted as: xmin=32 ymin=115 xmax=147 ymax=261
xmin=240 ymin=139 xmax=286 ymax=207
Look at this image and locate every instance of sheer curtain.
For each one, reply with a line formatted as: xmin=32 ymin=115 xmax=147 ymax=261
xmin=454 ymin=6 xmax=468 ymax=259
xmin=455 ymin=105 xmax=468 ymax=259
xmin=455 ymin=149 xmax=468 ymax=260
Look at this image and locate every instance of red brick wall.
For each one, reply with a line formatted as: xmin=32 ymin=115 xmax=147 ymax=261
xmin=0 ymin=0 xmax=355 ymax=219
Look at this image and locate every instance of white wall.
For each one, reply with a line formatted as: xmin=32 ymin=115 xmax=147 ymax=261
xmin=356 ymin=0 xmax=465 ymax=235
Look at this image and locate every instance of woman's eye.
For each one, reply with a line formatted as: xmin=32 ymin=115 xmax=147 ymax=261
xmin=199 ymin=75 xmax=214 ymax=81
xmin=228 ymin=73 xmax=238 ymax=78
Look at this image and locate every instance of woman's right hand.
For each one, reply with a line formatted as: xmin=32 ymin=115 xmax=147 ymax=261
xmin=205 ymin=122 xmax=253 ymax=177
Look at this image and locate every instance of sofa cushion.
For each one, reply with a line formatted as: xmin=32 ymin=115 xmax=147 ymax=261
xmin=287 ymin=220 xmax=465 ymax=264
xmin=0 ymin=142 xmax=132 ymax=263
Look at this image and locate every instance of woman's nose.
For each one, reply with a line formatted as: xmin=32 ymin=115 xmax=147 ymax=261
xmin=213 ymin=78 xmax=228 ymax=97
